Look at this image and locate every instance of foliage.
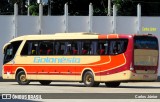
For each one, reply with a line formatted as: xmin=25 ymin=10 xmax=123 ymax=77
xmin=0 ymin=0 xmax=160 ymax=16
xmin=112 ymin=0 xmax=137 ymax=16
xmin=29 ymin=4 xmax=39 ymax=16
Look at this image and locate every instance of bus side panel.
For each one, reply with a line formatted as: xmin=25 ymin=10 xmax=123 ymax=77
xmin=98 ymin=35 xmax=134 ymax=82
xmin=2 ymin=64 xmax=15 ymax=79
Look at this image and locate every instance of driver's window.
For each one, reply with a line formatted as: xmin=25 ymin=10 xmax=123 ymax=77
xmin=6 ymin=46 xmax=13 ymax=56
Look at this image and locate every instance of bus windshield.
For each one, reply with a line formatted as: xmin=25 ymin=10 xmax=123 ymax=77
xmin=134 ymin=36 xmax=158 ymax=50
xmin=3 ymin=41 xmax=22 ymax=64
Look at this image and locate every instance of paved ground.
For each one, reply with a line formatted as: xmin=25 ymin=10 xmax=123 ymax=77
xmin=0 ymin=82 xmax=160 ymax=102
xmin=0 ymin=82 xmax=160 ymax=93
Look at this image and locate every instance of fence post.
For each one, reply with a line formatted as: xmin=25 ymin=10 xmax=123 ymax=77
xmin=64 ymin=3 xmax=68 ymax=33
xmin=48 ymin=0 xmax=51 ymax=16
xmin=113 ymin=5 xmax=117 ymax=33
xmin=39 ymin=3 xmax=43 ymax=34
xmin=137 ymin=4 xmax=141 ymax=34
xmin=14 ymin=3 xmax=18 ymax=38
xmin=108 ymin=0 xmax=111 ymax=16
xmin=28 ymin=0 xmax=30 ymax=16
xmin=89 ymin=3 xmax=93 ymax=32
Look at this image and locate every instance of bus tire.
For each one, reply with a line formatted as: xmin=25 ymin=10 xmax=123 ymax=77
xmin=83 ymin=71 xmax=99 ymax=87
xmin=105 ymin=82 xmax=120 ymax=87
xmin=16 ymin=71 xmax=30 ymax=85
xmin=39 ymin=81 xmax=52 ymax=85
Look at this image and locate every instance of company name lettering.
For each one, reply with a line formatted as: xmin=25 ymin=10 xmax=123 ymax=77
xmin=33 ymin=57 xmax=81 ymax=63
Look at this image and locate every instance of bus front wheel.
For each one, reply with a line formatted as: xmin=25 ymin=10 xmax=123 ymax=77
xmin=16 ymin=71 xmax=30 ymax=85
xmin=39 ymin=81 xmax=52 ymax=85
xmin=83 ymin=71 xmax=99 ymax=87
xmin=105 ymin=82 xmax=120 ymax=87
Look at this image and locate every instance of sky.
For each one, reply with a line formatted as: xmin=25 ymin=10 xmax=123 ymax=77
xmin=36 ymin=0 xmax=48 ymax=3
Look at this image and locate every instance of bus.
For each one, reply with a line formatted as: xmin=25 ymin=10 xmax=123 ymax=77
xmin=2 ymin=33 xmax=159 ymax=87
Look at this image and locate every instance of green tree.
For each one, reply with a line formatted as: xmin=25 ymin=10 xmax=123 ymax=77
xmin=1 ymin=0 xmax=160 ymax=16
xmin=29 ymin=4 xmax=39 ymax=16
xmin=112 ymin=0 xmax=136 ymax=16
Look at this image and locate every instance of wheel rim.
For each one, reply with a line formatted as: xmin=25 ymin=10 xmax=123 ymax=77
xmin=20 ymin=75 xmax=26 ymax=82
xmin=85 ymin=74 xmax=92 ymax=85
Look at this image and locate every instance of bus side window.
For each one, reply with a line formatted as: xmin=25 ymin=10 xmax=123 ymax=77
xmin=70 ymin=41 xmax=78 ymax=55
xmin=97 ymin=40 xmax=108 ymax=55
xmin=81 ymin=41 xmax=92 ymax=55
xmin=65 ymin=41 xmax=71 ymax=55
xmin=98 ymin=44 xmax=105 ymax=55
xmin=110 ymin=41 xmax=119 ymax=55
xmin=31 ymin=42 xmax=38 ymax=55
xmin=21 ymin=42 xmax=29 ymax=55
xmin=39 ymin=41 xmax=53 ymax=55
xmin=72 ymin=43 xmax=78 ymax=55
xmin=109 ymin=40 xmax=128 ymax=55
xmin=39 ymin=43 xmax=46 ymax=55
xmin=91 ymin=41 xmax=97 ymax=55
xmin=46 ymin=42 xmax=54 ymax=55
xmin=21 ymin=41 xmax=38 ymax=55
xmin=77 ymin=41 xmax=82 ymax=55
xmin=54 ymin=42 xmax=60 ymax=55
xmin=55 ymin=42 xmax=65 ymax=55
xmin=82 ymin=44 xmax=88 ymax=55
xmin=60 ymin=45 xmax=65 ymax=55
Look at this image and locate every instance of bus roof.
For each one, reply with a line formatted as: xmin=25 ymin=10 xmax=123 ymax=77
xmin=9 ymin=32 xmax=100 ymax=42
xmin=9 ymin=33 xmax=156 ymax=43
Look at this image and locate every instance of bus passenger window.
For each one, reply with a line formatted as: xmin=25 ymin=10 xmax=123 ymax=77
xmin=81 ymin=41 xmax=92 ymax=55
xmin=39 ymin=41 xmax=53 ymax=55
xmin=31 ymin=43 xmax=38 ymax=55
xmin=55 ymin=42 xmax=65 ymax=55
xmin=82 ymin=45 xmax=88 ymax=55
xmin=21 ymin=41 xmax=39 ymax=55
xmin=65 ymin=42 xmax=72 ymax=55
xmin=109 ymin=40 xmax=128 ymax=55
xmin=113 ymin=44 xmax=118 ymax=54
xmin=97 ymin=40 xmax=108 ymax=55
xmin=60 ymin=45 xmax=65 ymax=55
xmin=71 ymin=42 xmax=78 ymax=55
xmin=39 ymin=44 xmax=46 ymax=55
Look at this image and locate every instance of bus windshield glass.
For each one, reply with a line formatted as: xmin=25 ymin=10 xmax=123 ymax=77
xmin=3 ymin=41 xmax=22 ymax=64
xmin=134 ymin=36 xmax=158 ymax=50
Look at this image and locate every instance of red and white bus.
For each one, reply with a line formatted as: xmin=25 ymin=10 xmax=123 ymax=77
xmin=2 ymin=33 xmax=159 ymax=87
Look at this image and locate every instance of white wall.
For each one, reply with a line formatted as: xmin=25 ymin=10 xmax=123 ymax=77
xmin=0 ymin=16 xmax=160 ymax=76
xmin=42 ymin=16 xmax=65 ymax=34
xmin=0 ymin=16 xmax=15 ymax=77
xmin=117 ymin=16 xmax=137 ymax=34
xmin=68 ymin=16 xmax=89 ymax=32
xmin=92 ymin=16 xmax=113 ymax=34
xmin=17 ymin=16 xmax=39 ymax=35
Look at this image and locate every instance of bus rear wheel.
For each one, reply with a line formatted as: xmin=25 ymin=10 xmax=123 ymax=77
xmin=83 ymin=71 xmax=99 ymax=87
xmin=39 ymin=81 xmax=52 ymax=85
xmin=105 ymin=82 xmax=120 ymax=87
xmin=16 ymin=71 xmax=30 ymax=85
